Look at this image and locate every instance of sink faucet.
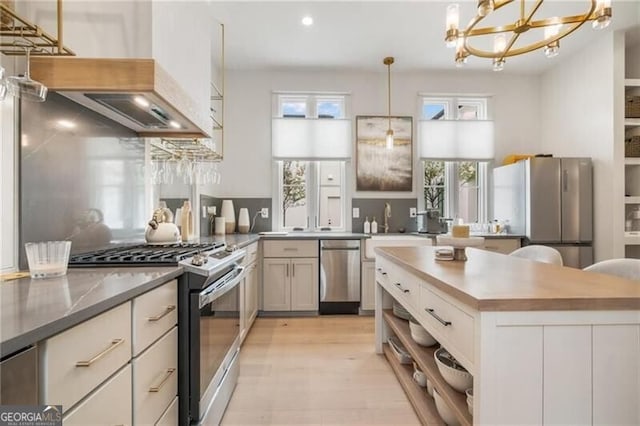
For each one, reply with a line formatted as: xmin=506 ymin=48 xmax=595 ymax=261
xmin=383 ymin=202 xmax=391 ymax=233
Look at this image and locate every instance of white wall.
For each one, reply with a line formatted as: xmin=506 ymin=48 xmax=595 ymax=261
xmin=627 ymin=41 xmax=640 ymax=78
xmin=213 ymin=69 xmax=542 ymax=199
xmin=539 ymin=32 xmax=623 ymax=261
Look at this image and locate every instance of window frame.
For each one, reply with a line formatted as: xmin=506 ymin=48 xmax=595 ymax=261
xmin=273 ymin=92 xmax=350 ymax=232
xmin=420 ymin=95 xmax=490 ymax=224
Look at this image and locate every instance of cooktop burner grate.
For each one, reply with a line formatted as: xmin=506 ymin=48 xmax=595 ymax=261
xmin=68 ymin=242 xmax=224 ymax=266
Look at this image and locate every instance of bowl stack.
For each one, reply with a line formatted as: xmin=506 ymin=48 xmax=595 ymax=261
xmin=409 ymin=318 xmax=438 ymax=347
xmin=433 ymin=347 xmax=473 ymax=393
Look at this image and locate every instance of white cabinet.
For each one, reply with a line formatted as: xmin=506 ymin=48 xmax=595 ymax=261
xmin=361 ymin=261 xmax=375 ymax=311
xmin=262 ymin=240 xmax=319 ymax=312
xmin=240 ymin=242 xmax=259 ymax=344
xmin=40 ymin=302 xmax=132 ymax=412
xmin=39 ymin=279 xmax=177 ymax=424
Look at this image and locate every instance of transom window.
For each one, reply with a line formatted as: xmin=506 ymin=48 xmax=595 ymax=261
xmin=421 ymin=95 xmax=490 ymax=224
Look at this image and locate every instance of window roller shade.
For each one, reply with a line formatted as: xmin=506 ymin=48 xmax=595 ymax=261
xmin=419 ymin=120 xmax=494 ymax=161
xmin=272 ymin=118 xmax=352 ymax=160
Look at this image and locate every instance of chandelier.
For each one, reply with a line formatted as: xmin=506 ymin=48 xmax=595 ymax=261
xmin=445 ymin=0 xmax=612 ymax=71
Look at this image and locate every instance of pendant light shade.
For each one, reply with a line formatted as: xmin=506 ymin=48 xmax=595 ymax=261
xmin=383 ymin=57 xmax=394 ymax=150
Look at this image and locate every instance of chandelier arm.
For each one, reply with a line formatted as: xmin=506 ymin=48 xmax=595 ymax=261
xmin=465 ymin=23 xmax=520 ymax=37
xmin=529 ymin=13 xmax=596 ymax=29
xmin=523 ymin=0 xmax=544 ymax=26
xmin=500 ymin=32 xmax=523 ymax=62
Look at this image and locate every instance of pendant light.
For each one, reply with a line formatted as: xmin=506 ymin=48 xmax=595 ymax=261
xmin=384 ymin=57 xmax=394 ymax=150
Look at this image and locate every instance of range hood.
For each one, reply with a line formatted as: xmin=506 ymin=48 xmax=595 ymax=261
xmin=30 ymin=57 xmax=210 ymax=138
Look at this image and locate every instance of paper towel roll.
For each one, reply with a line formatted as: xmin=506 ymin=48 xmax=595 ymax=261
xmin=215 ymin=217 xmax=226 ymax=235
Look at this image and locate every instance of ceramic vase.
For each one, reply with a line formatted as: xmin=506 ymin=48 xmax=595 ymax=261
xmin=238 ymin=208 xmax=250 ymax=234
xmin=214 ymin=217 xmax=226 ymax=236
xmin=221 ymin=200 xmax=236 ymax=234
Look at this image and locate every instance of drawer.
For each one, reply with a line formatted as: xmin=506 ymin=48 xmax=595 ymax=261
xmin=155 ymin=396 xmax=178 ymax=426
xmin=41 ymin=301 xmax=131 ymax=411
xmin=133 ymin=327 xmax=178 ymax=426
xmin=263 ymin=240 xmax=318 ymax=258
xmin=241 ymin=242 xmax=259 ymax=266
xmin=480 ymin=238 xmax=521 ymax=255
xmin=133 ymin=280 xmax=177 ymax=356
xmin=63 ymin=364 xmax=131 ymax=425
xmin=419 ymin=286 xmax=475 ymax=365
xmin=376 ymin=259 xmax=419 ymax=309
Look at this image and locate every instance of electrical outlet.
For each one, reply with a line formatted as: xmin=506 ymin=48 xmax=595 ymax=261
xmin=352 ymin=207 xmax=360 ymax=218
xmin=410 ymin=207 xmax=417 ymax=218
xmin=261 ymin=208 xmax=269 ymax=219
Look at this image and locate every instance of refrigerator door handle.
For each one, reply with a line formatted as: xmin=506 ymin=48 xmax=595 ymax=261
xmin=562 ymin=169 xmax=569 ymax=192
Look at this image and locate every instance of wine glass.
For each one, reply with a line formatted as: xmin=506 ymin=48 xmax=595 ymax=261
xmin=6 ymin=42 xmax=48 ymax=102
xmin=0 ymin=66 xmax=7 ymax=101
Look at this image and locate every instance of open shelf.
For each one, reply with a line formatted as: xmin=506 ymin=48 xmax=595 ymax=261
xmin=625 ymin=233 xmax=640 ymax=245
xmin=384 ymin=310 xmax=473 ymax=426
xmin=625 ymin=79 xmax=640 ymax=87
xmin=382 ymin=344 xmax=445 ymax=426
xmin=625 ymin=196 xmax=640 ymax=204
xmin=625 ymin=118 xmax=640 ymax=128
xmin=625 ymin=158 xmax=640 ymax=166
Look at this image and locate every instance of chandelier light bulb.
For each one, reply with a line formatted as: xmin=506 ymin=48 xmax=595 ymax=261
xmin=592 ymin=15 xmax=611 ymax=30
xmin=544 ymin=40 xmax=560 ymax=58
xmin=446 ymin=4 xmax=459 ymax=30
xmin=493 ymin=34 xmax=507 ymax=53
xmin=477 ymin=0 xmax=494 ymax=17
xmin=492 ymin=58 xmax=505 ymax=72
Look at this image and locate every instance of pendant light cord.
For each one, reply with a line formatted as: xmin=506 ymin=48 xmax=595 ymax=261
xmin=383 ymin=57 xmax=394 ymax=134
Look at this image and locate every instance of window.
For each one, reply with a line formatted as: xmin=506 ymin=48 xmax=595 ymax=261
xmin=274 ymin=93 xmax=349 ymax=231
xmin=421 ymin=96 xmax=490 ymax=223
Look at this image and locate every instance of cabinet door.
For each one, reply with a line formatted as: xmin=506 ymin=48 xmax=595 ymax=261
xmin=361 ymin=262 xmax=375 ymax=311
xmin=246 ymin=263 xmax=259 ymax=326
xmin=262 ymin=259 xmax=291 ymax=311
xmin=290 ymin=258 xmax=319 ymax=311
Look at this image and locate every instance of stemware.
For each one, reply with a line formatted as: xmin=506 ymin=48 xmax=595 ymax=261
xmin=0 ymin=66 xmax=7 ymax=101
xmin=6 ymin=42 xmax=48 ymax=102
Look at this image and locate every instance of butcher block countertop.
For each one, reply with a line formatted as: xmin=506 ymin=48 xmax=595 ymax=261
xmin=375 ymin=246 xmax=640 ymax=312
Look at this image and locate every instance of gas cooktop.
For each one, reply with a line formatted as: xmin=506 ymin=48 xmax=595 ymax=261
xmin=68 ymin=242 xmax=225 ymax=267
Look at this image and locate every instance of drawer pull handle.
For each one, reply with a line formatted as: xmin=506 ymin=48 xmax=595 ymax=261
xmin=149 ymin=368 xmax=176 ymax=392
xmin=76 ymin=338 xmax=124 ymax=367
xmin=147 ymin=304 xmax=176 ymax=322
xmin=394 ymin=282 xmax=410 ymax=293
xmin=381 ymin=272 xmax=387 ymax=276
xmin=425 ymin=308 xmax=452 ymax=326
xmin=283 ymin=248 xmax=298 ymax=251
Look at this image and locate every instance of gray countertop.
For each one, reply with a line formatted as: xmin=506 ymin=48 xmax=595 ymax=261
xmin=258 ymin=232 xmax=369 ymax=239
xmin=1 ymin=267 xmax=182 ymax=358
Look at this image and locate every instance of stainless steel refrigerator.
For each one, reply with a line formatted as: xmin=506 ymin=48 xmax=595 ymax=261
xmin=493 ymin=157 xmax=593 ymax=268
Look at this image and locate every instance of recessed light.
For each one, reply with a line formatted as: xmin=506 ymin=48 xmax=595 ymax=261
xmin=57 ymin=119 xmax=76 ymax=129
xmin=133 ymin=96 xmax=150 ymax=108
xmin=169 ymin=120 xmax=182 ymax=129
xmin=301 ymin=16 xmax=313 ymax=26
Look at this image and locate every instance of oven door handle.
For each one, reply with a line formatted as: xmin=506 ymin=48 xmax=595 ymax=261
xmin=199 ymin=266 xmax=245 ymax=308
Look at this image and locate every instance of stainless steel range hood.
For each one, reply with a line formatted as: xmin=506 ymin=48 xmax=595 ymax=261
xmin=30 ymin=57 xmax=210 ymax=138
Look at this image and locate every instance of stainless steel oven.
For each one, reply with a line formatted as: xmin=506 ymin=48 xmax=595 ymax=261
xmin=179 ymin=248 xmax=246 ymax=425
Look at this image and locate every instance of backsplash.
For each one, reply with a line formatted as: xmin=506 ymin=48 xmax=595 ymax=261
xmin=352 ymin=198 xmax=419 ymax=234
xmin=199 ymin=196 xmax=272 ymax=235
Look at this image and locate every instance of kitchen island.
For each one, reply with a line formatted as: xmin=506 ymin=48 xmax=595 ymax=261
xmin=375 ymin=246 xmax=639 ymax=425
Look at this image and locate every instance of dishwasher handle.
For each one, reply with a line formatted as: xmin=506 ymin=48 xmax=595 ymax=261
xmin=321 ymin=247 xmax=360 ymax=251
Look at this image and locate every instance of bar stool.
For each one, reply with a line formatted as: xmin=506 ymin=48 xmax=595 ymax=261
xmin=509 ymin=245 xmax=564 ymax=266
xmin=583 ymin=259 xmax=640 ymax=281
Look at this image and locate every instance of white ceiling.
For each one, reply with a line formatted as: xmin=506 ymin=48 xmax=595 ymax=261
xmin=212 ymin=0 xmax=640 ymax=74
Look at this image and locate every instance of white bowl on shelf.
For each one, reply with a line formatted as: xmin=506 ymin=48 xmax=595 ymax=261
xmin=409 ymin=319 xmax=438 ymax=347
xmin=434 ymin=389 xmax=461 ymax=426
xmin=434 ymin=347 xmax=473 ymax=392
xmin=426 ymin=378 xmax=434 ymax=397
xmin=465 ymin=388 xmax=474 ymax=416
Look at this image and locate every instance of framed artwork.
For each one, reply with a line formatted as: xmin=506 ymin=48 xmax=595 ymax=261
xmin=356 ymin=115 xmax=413 ymax=191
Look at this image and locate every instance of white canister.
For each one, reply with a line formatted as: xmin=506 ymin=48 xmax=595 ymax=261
xmin=214 ymin=217 xmax=226 ymax=236
xmin=238 ymin=208 xmax=250 ymax=234
xmin=221 ymin=200 xmax=236 ymax=234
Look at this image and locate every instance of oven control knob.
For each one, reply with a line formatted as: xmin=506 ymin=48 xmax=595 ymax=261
xmin=191 ymin=254 xmax=208 ymax=266
xmin=225 ymin=244 xmax=237 ymax=253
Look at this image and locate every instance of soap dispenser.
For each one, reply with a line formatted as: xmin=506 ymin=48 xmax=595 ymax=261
xmin=371 ymin=216 xmax=378 ymax=234
xmin=363 ymin=216 xmax=371 ymax=234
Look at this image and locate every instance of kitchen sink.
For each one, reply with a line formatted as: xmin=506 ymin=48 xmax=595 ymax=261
xmin=364 ymin=235 xmax=432 ymax=259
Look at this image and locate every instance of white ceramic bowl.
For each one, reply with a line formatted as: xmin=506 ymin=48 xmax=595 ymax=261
xmin=426 ymin=378 xmax=434 ymax=397
xmin=412 ymin=368 xmax=427 ymax=387
xmin=409 ymin=319 xmax=438 ymax=346
xmin=465 ymin=388 xmax=474 ymax=416
xmin=434 ymin=347 xmax=473 ymax=393
xmin=434 ymin=389 xmax=461 ymax=426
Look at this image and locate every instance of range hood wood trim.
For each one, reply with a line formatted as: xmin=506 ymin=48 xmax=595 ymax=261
xmin=30 ymin=57 xmax=210 ymax=138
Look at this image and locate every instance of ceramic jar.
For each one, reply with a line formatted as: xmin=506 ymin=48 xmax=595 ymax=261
xmin=238 ymin=208 xmax=250 ymax=234
xmin=221 ymin=200 xmax=236 ymax=234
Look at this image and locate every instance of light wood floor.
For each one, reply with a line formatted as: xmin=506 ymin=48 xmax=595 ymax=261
xmin=220 ymin=316 xmax=420 ymax=426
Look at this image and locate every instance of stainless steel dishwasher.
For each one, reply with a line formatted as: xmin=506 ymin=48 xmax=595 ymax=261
xmin=319 ymin=239 xmax=361 ymax=314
